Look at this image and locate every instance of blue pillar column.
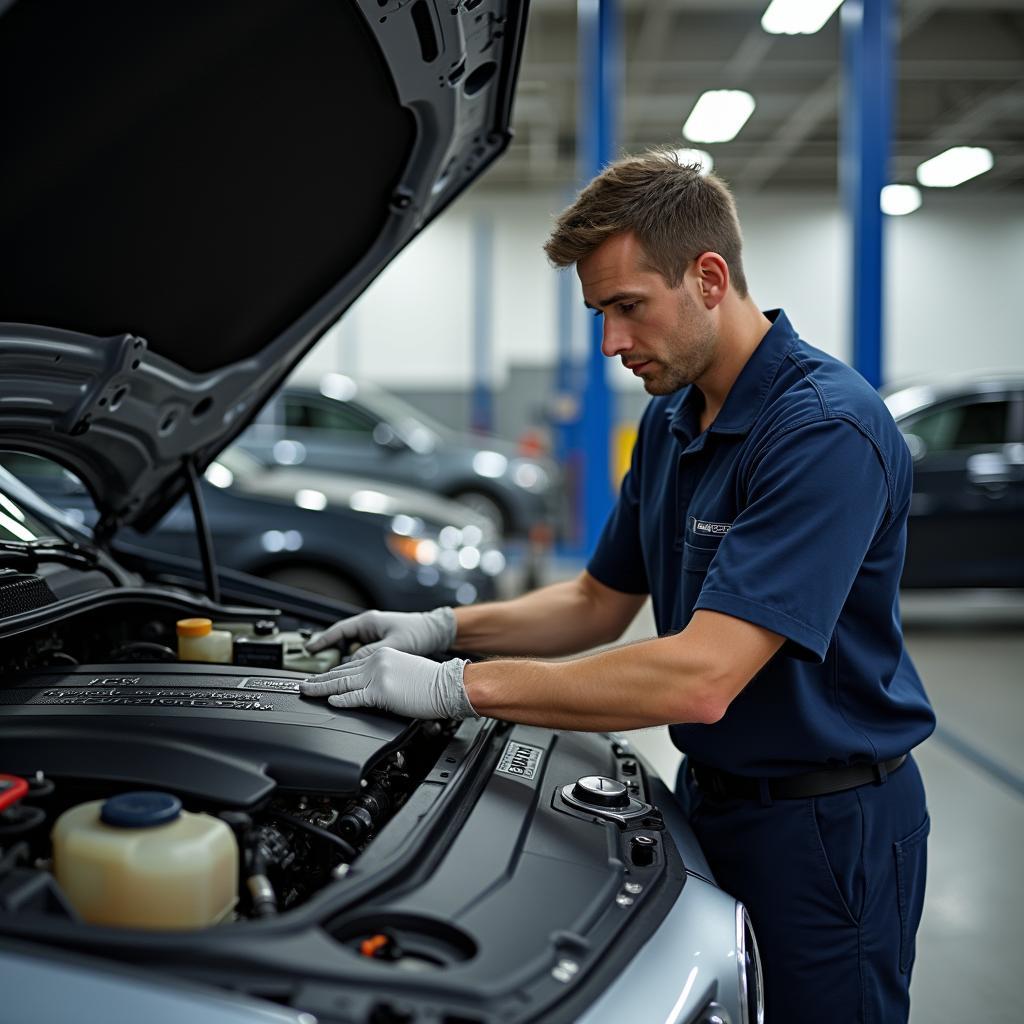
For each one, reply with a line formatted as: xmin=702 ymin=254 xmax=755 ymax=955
xmin=577 ymin=0 xmax=619 ymax=551
xmin=840 ymin=0 xmax=894 ymax=389
xmin=471 ymin=215 xmax=494 ymax=433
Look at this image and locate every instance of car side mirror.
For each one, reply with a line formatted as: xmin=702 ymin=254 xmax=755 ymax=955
xmin=902 ymin=432 xmax=926 ymax=462
xmin=373 ymin=423 xmax=406 ymax=452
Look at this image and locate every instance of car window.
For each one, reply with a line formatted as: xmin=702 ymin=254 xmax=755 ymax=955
xmin=0 ymin=459 xmax=94 ymax=541
xmin=905 ymin=399 xmax=1010 ymax=453
xmin=0 ymin=483 xmax=59 ymax=542
xmin=284 ymin=398 xmax=377 ymax=436
xmin=0 ymin=452 xmax=72 ymax=479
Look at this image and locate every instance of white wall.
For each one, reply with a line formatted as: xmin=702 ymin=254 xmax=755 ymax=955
xmin=295 ymin=185 xmax=1024 ymax=393
xmin=884 ymin=197 xmax=1024 ymax=382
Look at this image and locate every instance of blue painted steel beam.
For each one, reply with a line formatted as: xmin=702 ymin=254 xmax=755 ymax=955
xmin=577 ymin=0 xmax=619 ymax=552
xmin=471 ymin=215 xmax=494 ymax=433
xmin=840 ymin=0 xmax=894 ymax=389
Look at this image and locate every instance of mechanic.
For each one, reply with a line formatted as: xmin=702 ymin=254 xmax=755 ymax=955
xmin=301 ymin=150 xmax=935 ymax=1024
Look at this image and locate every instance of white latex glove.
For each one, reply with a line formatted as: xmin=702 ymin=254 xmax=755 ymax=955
xmin=304 ymin=607 xmax=456 ymax=663
xmin=300 ymin=648 xmax=478 ymax=721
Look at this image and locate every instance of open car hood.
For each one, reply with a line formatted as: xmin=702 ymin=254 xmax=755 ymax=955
xmin=0 ymin=0 xmax=528 ymax=533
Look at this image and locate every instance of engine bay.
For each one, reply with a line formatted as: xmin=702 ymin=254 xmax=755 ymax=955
xmin=0 ymin=583 xmax=687 ymax=1024
xmin=0 ymin=589 xmax=455 ymax=928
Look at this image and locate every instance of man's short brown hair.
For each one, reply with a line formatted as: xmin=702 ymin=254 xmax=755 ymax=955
xmin=543 ymin=148 xmax=748 ymax=298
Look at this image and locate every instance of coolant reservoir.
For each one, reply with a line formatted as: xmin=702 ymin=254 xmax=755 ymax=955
xmin=279 ymin=630 xmax=341 ymax=674
xmin=177 ymin=617 xmax=232 ymax=663
xmin=51 ymin=792 xmax=238 ymax=929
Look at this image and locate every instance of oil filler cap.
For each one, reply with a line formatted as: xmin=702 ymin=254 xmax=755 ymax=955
xmin=101 ymin=791 xmax=182 ymax=829
xmin=571 ymin=776 xmax=630 ymax=809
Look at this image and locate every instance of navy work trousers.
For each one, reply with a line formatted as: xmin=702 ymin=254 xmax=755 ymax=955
xmin=678 ymin=754 xmax=929 ymax=1024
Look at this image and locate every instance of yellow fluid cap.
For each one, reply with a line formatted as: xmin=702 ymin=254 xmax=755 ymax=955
xmin=177 ymin=617 xmax=213 ymax=637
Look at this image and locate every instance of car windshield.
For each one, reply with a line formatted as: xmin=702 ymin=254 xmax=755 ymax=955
xmin=205 ymin=446 xmax=265 ymax=484
xmin=354 ymin=384 xmax=453 ymax=451
xmin=0 ymin=489 xmax=56 ymax=543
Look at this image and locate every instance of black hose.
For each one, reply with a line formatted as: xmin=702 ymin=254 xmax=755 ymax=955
xmin=267 ymin=810 xmax=358 ymax=862
xmin=245 ymin=852 xmax=279 ymax=918
xmin=109 ymin=641 xmax=177 ymax=662
xmin=184 ymin=457 xmax=220 ymax=604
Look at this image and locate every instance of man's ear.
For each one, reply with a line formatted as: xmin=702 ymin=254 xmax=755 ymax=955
xmin=694 ymin=252 xmax=729 ymax=310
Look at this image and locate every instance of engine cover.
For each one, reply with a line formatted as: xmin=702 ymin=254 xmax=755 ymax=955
xmin=0 ymin=663 xmax=415 ymax=806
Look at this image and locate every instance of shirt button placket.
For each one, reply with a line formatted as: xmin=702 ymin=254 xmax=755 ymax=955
xmin=674 ymin=451 xmax=694 ymax=551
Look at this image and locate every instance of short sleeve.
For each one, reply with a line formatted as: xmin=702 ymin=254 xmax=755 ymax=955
xmin=586 ymin=430 xmax=649 ymax=596
xmin=694 ymin=418 xmax=891 ymax=661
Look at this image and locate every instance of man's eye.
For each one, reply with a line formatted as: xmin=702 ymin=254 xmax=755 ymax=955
xmin=620 ymin=302 xmax=637 ymax=314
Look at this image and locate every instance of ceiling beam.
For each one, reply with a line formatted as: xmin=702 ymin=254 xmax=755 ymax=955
xmin=629 ymin=1 xmax=676 ymax=98
xmin=731 ymin=1 xmax=940 ymax=191
xmin=892 ymin=81 xmax=1024 ymax=181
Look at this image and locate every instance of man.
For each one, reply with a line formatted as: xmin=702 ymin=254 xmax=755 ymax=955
xmin=301 ymin=150 xmax=935 ymax=1023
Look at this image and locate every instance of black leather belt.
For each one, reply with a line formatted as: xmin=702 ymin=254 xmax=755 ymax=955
xmin=690 ymin=754 xmax=908 ymax=802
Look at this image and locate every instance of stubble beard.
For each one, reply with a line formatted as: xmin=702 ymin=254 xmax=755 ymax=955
xmin=640 ymin=294 xmax=717 ymax=396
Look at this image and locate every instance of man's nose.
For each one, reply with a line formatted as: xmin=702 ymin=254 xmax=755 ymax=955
xmin=600 ymin=319 xmax=631 ymax=358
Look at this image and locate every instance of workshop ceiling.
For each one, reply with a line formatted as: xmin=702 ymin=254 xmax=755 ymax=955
xmin=483 ymin=0 xmax=1024 ymax=193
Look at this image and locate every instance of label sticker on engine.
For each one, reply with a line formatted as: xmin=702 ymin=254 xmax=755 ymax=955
xmin=239 ymin=678 xmax=300 ymax=692
xmin=496 ymin=741 xmax=544 ymax=781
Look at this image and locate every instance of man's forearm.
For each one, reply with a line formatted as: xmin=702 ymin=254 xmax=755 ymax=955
xmin=462 ymin=609 xmax=785 ymax=731
xmin=453 ymin=573 xmax=644 ymax=658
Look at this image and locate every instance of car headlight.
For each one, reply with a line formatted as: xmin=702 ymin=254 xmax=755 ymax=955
xmin=386 ymin=533 xmax=439 ymax=566
xmin=472 ymin=451 xmax=508 ymax=478
xmin=511 ymin=460 xmax=550 ymax=493
xmin=389 ymin=520 xmax=503 ymax=578
xmin=479 ymin=549 xmax=506 ymax=576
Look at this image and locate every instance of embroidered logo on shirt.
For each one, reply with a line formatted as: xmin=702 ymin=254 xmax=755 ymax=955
xmin=689 ymin=516 xmax=732 ymax=537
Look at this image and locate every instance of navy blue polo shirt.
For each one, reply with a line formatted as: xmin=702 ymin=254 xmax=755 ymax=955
xmin=588 ymin=310 xmax=935 ymax=776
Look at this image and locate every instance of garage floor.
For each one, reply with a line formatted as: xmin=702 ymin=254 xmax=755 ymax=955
xmin=546 ymin=565 xmax=1024 ymax=1023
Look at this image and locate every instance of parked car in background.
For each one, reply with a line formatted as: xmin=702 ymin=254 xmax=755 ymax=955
xmin=241 ymin=377 xmax=559 ymax=541
xmin=884 ymin=376 xmax=1024 ymax=588
xmin=0 ymin=448 xmax=504 ymax=611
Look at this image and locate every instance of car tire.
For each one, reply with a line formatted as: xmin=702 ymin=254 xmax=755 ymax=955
xmin=450 ymin=488 xmax=509 ymax=534
xmin=263 ymin=566 xmax=368 ymax=607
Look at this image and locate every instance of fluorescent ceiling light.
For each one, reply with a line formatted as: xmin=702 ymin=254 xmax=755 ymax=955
xmin=880 ymin=184 xmax=922 ymax=216
xmin=674 ymin=148 xmax=714 ymax=175
xmin=683 ymin=91 xmax=755 ymax=144
xmin=761 ymin=0 xmax=844 ymax=35
xmin=916 ymin=147 xmax=994 ymax=188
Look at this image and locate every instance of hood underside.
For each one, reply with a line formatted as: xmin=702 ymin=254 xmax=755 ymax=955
xmin=0 ymin=0 xmax=527 ymax=531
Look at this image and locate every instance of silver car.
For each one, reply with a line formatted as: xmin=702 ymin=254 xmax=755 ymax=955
xmin=242 ymin=379 xmax=559 ymax=541
xmin=0 ymin=2 xmax=762 ymax=1021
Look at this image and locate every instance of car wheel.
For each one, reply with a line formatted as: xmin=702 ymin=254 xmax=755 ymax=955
xmin=451 ymin=489 xmax=509 ymax=533
xmin=263 ymin=566 xmax=368 ymax=607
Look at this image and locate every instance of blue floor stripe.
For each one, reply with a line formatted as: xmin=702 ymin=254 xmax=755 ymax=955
xmin=932 ymin=724 xmax=1024 ymax=800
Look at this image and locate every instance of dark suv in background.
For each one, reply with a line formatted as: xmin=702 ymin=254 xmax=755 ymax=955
xmin=885 ymin=377 xmax=1024 ymax=588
